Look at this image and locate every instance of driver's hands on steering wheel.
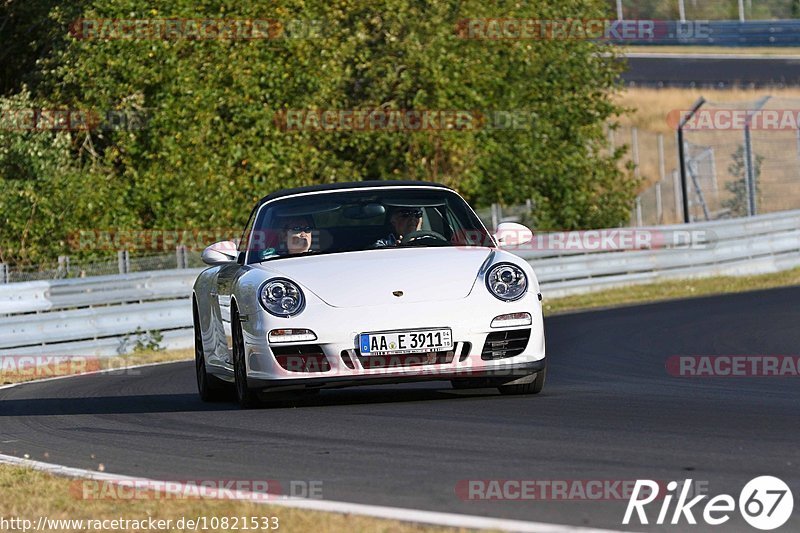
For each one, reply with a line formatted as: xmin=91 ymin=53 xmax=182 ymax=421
xmin=398 ymin=229 xmax=448 ymax=246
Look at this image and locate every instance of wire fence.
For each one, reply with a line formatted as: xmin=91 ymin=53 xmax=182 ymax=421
xmin=607 ymin=0 xmax=799 ymax=21
xmin=629 ymin=96 xmax=800 ymax=226
xmin=0 ymin=248 xmax=205 ymax=284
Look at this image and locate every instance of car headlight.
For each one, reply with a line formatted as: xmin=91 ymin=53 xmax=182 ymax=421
xmin=485 ymin=263 xmax=528 ymax=301
xmin=259 ymin=278 xmax=305 ymax=317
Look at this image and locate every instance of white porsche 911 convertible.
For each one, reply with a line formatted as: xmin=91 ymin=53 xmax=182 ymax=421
xmin=193 ymin=181 xmax=545 ymax=407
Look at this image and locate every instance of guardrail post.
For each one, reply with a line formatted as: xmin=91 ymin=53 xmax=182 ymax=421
xmin=57 ymin=255 xmax=70 ymax=278
xmin=0 ymin=263 xmax=7 ymax=284
xmin=176 ymin=245 xmax=188 ymax=269
xmin=118 ymin=250 xmax=130 ymax=274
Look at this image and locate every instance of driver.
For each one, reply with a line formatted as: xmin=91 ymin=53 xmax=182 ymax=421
xmin=374 ymin=207 xmax=423 ymax=247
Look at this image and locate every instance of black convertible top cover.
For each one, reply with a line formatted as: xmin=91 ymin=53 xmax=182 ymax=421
xmin=256 ymin=180 xmax=454 ymax=207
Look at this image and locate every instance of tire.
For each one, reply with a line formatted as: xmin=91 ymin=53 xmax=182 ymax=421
xmin=194 ymin=303 xmax=230 ymax=402
xmin=232 ymin=306 xmax=261 ymax=408
xmin=497 ymin=368 xmax=546 ymax=395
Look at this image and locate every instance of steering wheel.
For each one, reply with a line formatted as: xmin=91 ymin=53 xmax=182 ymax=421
xmin=399 ymin=229 xmax=449 ymax=246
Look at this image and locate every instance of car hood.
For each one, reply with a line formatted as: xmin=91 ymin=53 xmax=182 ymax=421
xmin=256 ymin=247 xmax=492 ymax=307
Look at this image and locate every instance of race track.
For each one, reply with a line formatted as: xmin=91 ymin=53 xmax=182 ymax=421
xmin=2 ymin=286 xmax=799 ymax=532
xmin=622 ymin=53 xmax=800 ymax=87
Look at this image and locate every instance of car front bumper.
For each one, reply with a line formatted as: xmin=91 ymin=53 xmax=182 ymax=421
xmin=239 ymin=289 xmax=545 ymax=391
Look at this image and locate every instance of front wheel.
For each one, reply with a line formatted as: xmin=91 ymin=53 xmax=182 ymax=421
xmin=497 ymin=368 xmax=546 ymax=395
xmin=232 ymin=308 xmax=261 ymax=408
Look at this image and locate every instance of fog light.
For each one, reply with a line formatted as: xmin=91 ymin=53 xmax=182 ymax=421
xmin=268 ymin=329 xmax=317 ymax=343
xmin=490 ymin=312 xmax=532 ymax=328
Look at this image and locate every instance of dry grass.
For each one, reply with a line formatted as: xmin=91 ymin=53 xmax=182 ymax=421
xmin=1 ymin=349 xmax=194 ymax=386
xmin=624 ymin=45 xmax=800 ymax=56
xmin=613 ymin=87 xmax=800 ymax=135
xmin=0 ymin=465 xmax=465 ymax=533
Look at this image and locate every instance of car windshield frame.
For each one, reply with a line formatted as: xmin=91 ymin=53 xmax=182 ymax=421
xmin=244 ymin=186 xmax=494 ymax=264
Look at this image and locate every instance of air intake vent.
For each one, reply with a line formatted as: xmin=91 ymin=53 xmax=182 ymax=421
xmin=459 ymin=342 xmax=472 ymax=362
xmin=340 ymin=350 xmax=356 ymax=370
xmin=272 ymin=345 xmax=331 ymax=373
xmin=481 ymin=329 xmax=530 ymax=360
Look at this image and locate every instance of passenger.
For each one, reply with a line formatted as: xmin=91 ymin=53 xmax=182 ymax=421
xmin=281 ymin=216 xmax=315 ymax=254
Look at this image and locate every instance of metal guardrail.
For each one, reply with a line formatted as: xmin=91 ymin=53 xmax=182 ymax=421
xmin=611 ymin=20 xmax=800 ymax=46
xmin=0 ymin=210 xmax=798 ymax=356
xmin=0 ymin=269 xmax=202 ymax=357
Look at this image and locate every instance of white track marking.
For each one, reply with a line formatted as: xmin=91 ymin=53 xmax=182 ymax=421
xmin=0 ymin=454 xmax=632 ymax=533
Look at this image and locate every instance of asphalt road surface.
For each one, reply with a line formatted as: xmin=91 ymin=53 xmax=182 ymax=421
xmin=2 ymin=286 xmax=799 ymax=531
xmin=622 ymin=53 xmax=800 ymax=88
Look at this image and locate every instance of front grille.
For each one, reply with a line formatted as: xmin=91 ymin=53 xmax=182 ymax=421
xmin=272 ymin=344 xmax=331 ymax=373
xmin=481 ymin=329 xmax=531 ymax=360
xmin=355 ymin=347 xmax=456 ymax=370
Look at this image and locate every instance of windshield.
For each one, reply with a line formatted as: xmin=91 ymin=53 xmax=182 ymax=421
xmin=245 ymin=187 xmax=493 ymax=263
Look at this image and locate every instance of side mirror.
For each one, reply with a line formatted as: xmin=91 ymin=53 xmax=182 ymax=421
xmin=202 ymin=241 xmax=238 ymax=265
xmin=493 ymin=222 xmax=533 ymax=248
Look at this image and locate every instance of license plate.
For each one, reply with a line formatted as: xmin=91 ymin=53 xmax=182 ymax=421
xmin=359 ymin=328 xmax=453 ymax=356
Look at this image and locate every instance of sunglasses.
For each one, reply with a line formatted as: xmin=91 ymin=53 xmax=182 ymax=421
xmin=285 ymin=225 xmax=313 ymax=232
xmin=396 ymin=209 xmax=423 ymax=218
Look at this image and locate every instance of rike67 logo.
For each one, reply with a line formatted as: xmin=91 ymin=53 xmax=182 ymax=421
xmin=624 ymin=476 xmax=794 ymax=530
